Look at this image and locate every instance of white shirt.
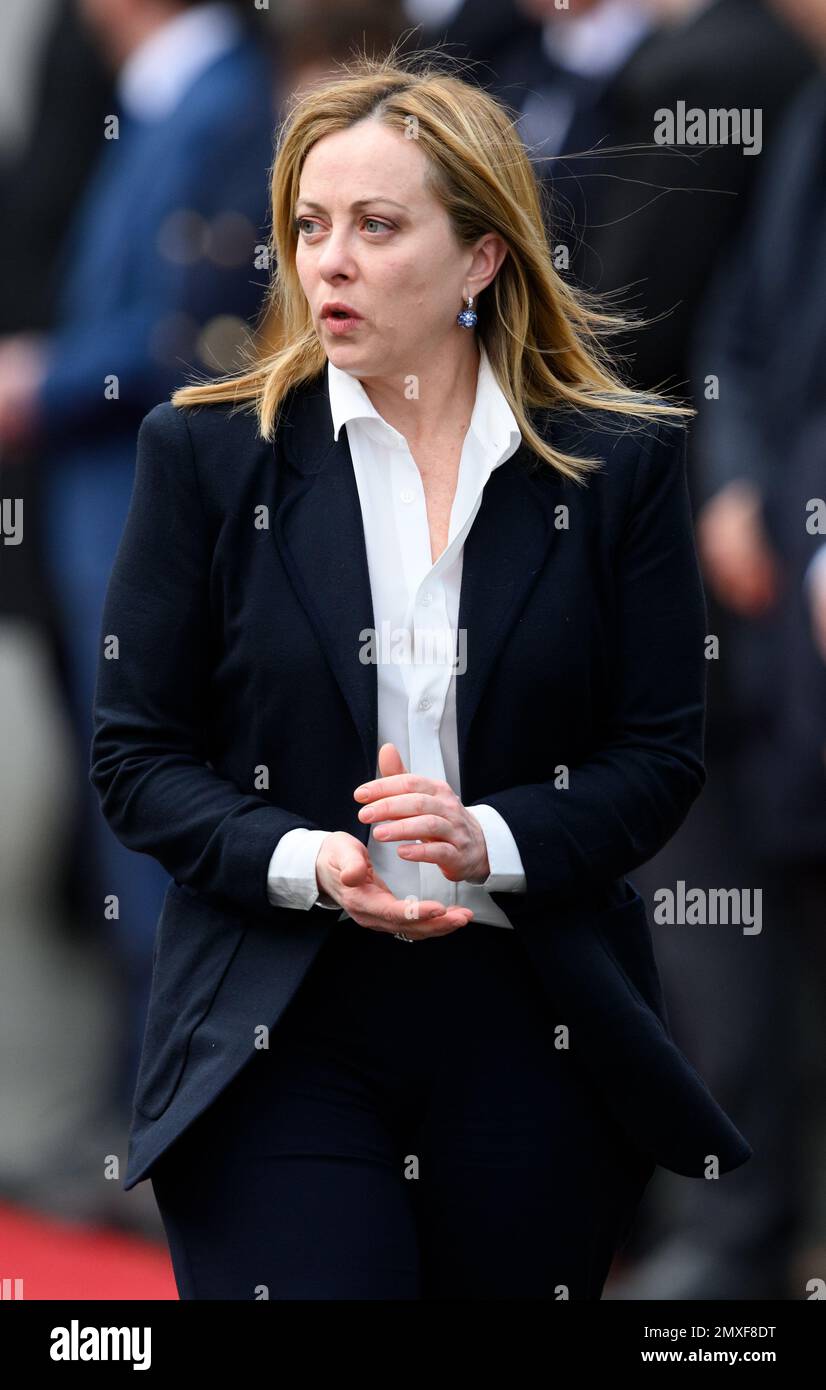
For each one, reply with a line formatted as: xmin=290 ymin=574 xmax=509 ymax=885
xmin=117 ymin=1 xmax=243 ymax=123
xmin=266 ymin=344 xmax=528 ymax=928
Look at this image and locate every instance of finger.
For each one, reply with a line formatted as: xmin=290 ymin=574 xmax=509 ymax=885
xmin=358 ymin=791 xmax=447 ymax=824
xmin=353 ymin=882 xmax=449 ymax=921
xmin=337 ymin=843 xmax=371 ymax=886
xmin=354 ymin=772 xmax=440 ymax=803
xmin=377 ymin=743 xmax=407 ymax=779
xmin=371 ymin=814 xmax=454 ymax=844
xmin=362 ymin=905 xmax=474 ymax=937
xmin=349 ymin=885 xmax=471 ymax=931
xmin=395 ymin=841 xmax=458 ymax=871
xmin=408 ymin=910 xmax=474 ymax=937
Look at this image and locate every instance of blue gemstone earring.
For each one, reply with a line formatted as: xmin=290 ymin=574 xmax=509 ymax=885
xmin=456 ymin=293 xmax=477 ymax=329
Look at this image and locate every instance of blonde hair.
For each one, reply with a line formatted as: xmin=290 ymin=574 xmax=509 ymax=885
xmin=172 ymin=45 xmax=693 ymax=484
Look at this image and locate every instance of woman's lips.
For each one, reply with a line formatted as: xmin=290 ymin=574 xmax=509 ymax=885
xmin=322 ymin=313 xmax=364 ymax=336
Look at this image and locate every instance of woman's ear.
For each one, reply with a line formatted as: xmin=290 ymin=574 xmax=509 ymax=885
xmin=468 ymin=233 xmax=509 ymax=299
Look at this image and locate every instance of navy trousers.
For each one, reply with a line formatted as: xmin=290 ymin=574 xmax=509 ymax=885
xmin=150 ymin=916 xmax=656 ymax=1299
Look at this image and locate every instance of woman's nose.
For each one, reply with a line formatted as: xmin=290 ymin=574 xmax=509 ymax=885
xmin=317 ymin=226 xmax=358 ymax=281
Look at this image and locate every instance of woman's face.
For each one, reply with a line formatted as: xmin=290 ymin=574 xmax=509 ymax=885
xmin=294 ymin=118 xmax=483 ymax=377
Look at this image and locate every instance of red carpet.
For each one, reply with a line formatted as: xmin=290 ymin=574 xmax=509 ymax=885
xmin=0 ymin=1201 xmax=177 ymax=1300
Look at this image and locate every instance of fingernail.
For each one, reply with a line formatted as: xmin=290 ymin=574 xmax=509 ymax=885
xmin=354 ymin=787 xmax=368 ymax=800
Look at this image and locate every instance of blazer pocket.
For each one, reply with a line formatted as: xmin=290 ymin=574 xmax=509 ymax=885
xmin=592 ymin=887 xmax=666 ymax=1023
xmin=133 ymin=882 xmax=247 ymax=1120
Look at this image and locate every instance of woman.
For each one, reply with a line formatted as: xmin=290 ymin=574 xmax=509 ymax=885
xmin=90 ymin=51 xmax=752 ymax=1300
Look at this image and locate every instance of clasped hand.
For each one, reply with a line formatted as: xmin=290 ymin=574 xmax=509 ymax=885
xmin=314 ymin=743 xmax=489 ymax=938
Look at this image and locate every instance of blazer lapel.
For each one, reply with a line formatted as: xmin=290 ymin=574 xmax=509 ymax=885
xmin=272 ymin=387 xmax=378 ymax=778
xmin=272 ymin=379 xmax=557 ymax=786
xmin=455 ymin=456 xmax=554 ymax=783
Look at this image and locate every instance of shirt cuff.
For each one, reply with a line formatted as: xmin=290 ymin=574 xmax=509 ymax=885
xmin=266 ymin=828 xmax=339 ymax=910
xmin=466 ymin=804 xmax=527 ymax=892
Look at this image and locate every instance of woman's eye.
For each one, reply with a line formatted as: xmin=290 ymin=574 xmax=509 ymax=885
xmin=293 ymin=216 xmax=393 ymax=237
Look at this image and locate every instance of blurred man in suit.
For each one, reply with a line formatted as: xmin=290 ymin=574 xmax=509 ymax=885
xmin=692 ymin=0 xmax=826 ymax=1285
xmin=0 ymin=0 xmax=277 ymax=1124
xmin=495 ymin=0 xmax=813 ymax=436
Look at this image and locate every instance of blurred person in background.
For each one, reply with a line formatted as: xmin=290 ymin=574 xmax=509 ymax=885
xmin=0 ymin=0 xmax=112 ymax=906
xmin=0 ymin=0 xmax=113 ymax=337
xmin=607 ymin=0 xmax=826 ymax=1302
xmin=0 ymin=0 xmax=118 ymax=1227
xmin=675 ymin=0 xmax=826 ymax=1297
xmin=0 ymin=0 xmax=278 ymax=1223
xmin=488 ymin=0 xmax=813 ymax=434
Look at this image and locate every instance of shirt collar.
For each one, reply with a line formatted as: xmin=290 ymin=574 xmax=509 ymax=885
xmin=116 ymin=2 xmax=244 ymax=123
xmin=327 ymin=343 xmax=522 ymax=465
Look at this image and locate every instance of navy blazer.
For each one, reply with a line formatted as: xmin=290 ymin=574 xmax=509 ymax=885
xmin=89 ymin=377 xmax=753 ymax=1188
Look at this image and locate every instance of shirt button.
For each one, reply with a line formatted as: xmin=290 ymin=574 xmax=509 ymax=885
xmin=419 ymin=591 xmax=433 ymax=606
xmin=400 ymin=489 xmax=415 ymax=504
xmin=417 ymin=697 xmax=432 ymax=711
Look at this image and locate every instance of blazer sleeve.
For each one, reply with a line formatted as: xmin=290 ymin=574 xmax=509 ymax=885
xmin=89 ymin=401 xmax=328 ymax=917
xmin=469 ymin=420 xmax=708 ymax=900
